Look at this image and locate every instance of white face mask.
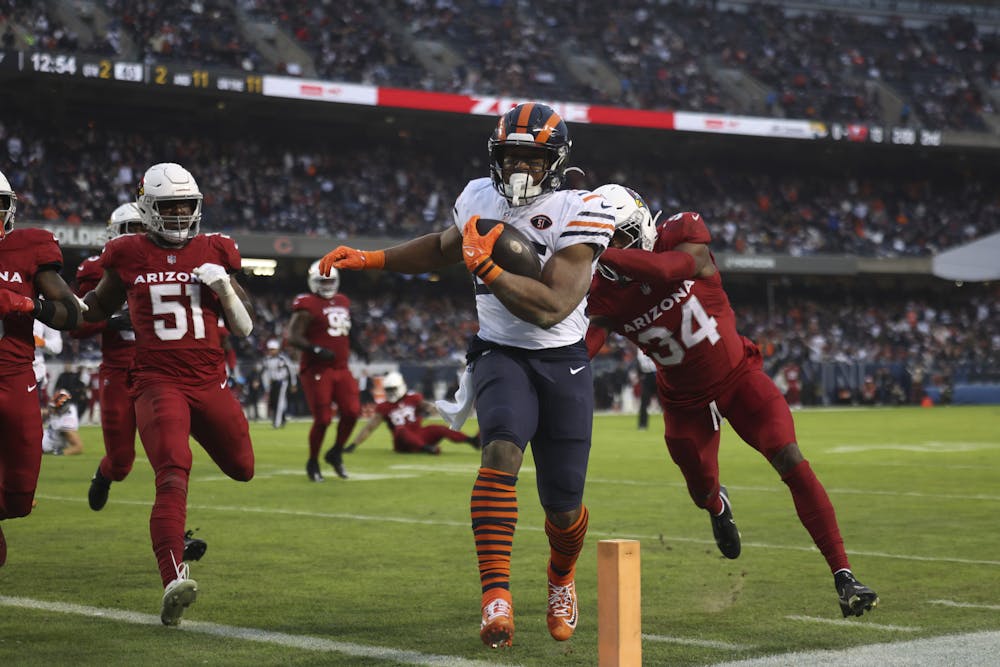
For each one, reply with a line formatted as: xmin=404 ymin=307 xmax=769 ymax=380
xmin=506 ymin=172 xmax=540 ymax=207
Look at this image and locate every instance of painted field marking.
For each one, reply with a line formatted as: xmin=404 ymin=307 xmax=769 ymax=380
xmin=930 ymin=599 xmax=1000 ymax=611
xmin=785 ymin=614 xmax=921 ymax=632
xmin=0 ymin=595 xmax=516 ymax=667
xmin=642 ymin=634 xmax=754 ymax=651
xmin=33 ymin=494 xmax=1000 ymax=567
xmin=708 ymin=630 xmax=1000 ymax=667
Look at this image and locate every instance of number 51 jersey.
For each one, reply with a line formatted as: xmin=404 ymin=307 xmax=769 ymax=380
xmin=100 ymin=233 xmax=241 ymax=387
xmin=588 ymin=211 xmax=753 ymax=408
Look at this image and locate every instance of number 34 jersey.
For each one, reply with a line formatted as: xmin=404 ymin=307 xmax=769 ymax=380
xmin=588 ymin=211 xmax=755 ymax=408
xmin=101 ymin=232 xmax=241 ymax=387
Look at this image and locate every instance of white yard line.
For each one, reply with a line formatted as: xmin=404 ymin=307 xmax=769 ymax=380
xmin=929 ymin=599 xmax=1000 ymax=611
xmin=0 ymin=595 xmax=516 ymax=667
xmin=784 ymin=614 xmax=921 ymax=632
xmin=709 ymin=630 xmax=1000 ymax=667
xmin=34 ymin=494 xmax=1000 ymax=567
xmin=642 ymin=634 xmax=755 ymax=650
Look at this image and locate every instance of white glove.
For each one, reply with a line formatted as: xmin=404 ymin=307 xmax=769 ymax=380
xmin=192 ymin=263 xmax=231 ymax=295
xmin=74 ymin=294 xmax=89 ymax=313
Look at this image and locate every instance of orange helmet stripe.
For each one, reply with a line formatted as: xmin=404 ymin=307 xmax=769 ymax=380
xmin=515 ymin=103 xmax=535 ymax=133
xmin=535 ymin=111 xmax=562 ymax=144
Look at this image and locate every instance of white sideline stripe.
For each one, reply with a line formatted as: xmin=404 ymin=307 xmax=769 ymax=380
xmin=35 ymin=494 xmax=1000 ymax=567
xmin=643 ymin=633 xmax=754 ymax=650
xmin=0 ymin=596 xmax=515 ymax=667
xmin=785 ymin=615 xmax=920 ymax=632
xmin=930 ymin=599 xmax=1000 ymax=611
xmin=709 ymin=631 xmax=1000 ymax=667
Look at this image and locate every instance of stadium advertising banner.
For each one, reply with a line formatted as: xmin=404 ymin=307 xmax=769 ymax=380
xmin=5 ymin=49 xmax=954 ymax=148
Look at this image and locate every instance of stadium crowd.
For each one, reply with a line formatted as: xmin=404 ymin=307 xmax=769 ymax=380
xmin=1 ymin=112 xmax=997 ymax=257
xmin=55 ymin=278 xmax=999 ymax=411
xmin=3 ymin=0 xmax=996 ymax=131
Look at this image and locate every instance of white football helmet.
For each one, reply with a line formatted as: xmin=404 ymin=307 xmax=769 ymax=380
xmin=593 ymin=184 xmax=660 ymax=282
xmin=383 ymin=371 xmax=407 ymax=402
xmin=308 ymin=260 xmax=339 ymax=299
xmin=136 ymin=162 xmax=203 ymax=245
xmin=107 ymin=202 xmax=144 ymax=241
xmin=0 ymin=169 xmax=17 ymax=240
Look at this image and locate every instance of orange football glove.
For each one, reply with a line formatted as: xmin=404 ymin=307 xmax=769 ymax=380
xmin=318 ymin=246 xmax=386 ymax=274
xmin=462 ymin=215 xmax=505 ymax=285
xmin=0 ymin=288 xmax=34 ymax=316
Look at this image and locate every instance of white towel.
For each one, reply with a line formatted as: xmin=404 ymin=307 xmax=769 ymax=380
xmin=435 ymin=367 xmax=474 ymax=429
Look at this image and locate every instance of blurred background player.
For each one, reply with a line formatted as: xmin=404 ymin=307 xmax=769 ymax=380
xmin=82 ymin=162 xmax=255 ymax=625
xmin=41 ymin=389 xmax=84 ymax=456
xmin=286 ymin=262 xmax=365 ymax=482
xmin=319 ymin=102 xmax=612 ymax=648
xmin=0 ymin=168 xmax=84 ymax=567
xmin=259 ymin=338 xmax=297 ymax=429
xmin=73 ymin=203 xmax=144 ymax=509
xmin=635 ymin=348 xmax=657 ymax=430
xmin=345 ymin=371 xmax=479 ymax=455
xmin=32 ymin=319 xmax=63 ymax=407
xmin=586 ymin=183 xmax=878 ymax=618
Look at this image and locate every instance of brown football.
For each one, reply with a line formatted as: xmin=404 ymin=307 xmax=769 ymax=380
xmin=474 ymin=218 xmax=542 ymax=279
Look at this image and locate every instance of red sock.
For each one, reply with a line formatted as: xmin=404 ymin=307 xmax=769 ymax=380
xmin=308 ymin=422 xmax=327 ymax=460
xmin=782 ymin=460 xmax=850 ymax=573
xmin=150 ymin=467 xmax=190 ymax=586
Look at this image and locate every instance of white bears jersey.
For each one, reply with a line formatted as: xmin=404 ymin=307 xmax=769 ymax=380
xmin=42 ymin=403 xmax=79 ymax=454
xmin=453 ymin=178 xmax=614 ymax=349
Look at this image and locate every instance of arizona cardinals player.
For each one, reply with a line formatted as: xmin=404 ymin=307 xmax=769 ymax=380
xmin=586 ymin=183 xmax=878 ymax=618
xmin=0 ymin=168 xmax=84 ymax=568
xmin=286 ymin=261 xmax=367 ymax=481
xmin=72 ymin=203 xmax=207 ymax=558
xmin=344 ymin=371 xmax=479 ymax=454
xmin=81 ymin=163 xmax=255 ymax=626
xmin=318 ymin=102 xmax=614 ymax=649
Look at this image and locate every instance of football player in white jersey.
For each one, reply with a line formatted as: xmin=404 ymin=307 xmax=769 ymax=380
xmin=320 ymin=102 xmax=613 ymax=649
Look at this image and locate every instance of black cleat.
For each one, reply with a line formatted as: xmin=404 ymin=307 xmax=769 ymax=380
xmin=324 ymin=448 xmax=348 ymax=479
xmin=467 ymin=432 xmax=482 ymax=450
xmin=306 ymin=458 xmax=324 ymax=482
xmin=88 ymin=467 xmax=112 ymax=511
xmin=343 ymin=442 xmax=357 ymax=454
xmin=183 ymin=529 xmax=207 ymax=562
xmin=835 ymin=570 xmax=879 ymax=617
xmin=710 ymin=486 xmax=741 ymax=559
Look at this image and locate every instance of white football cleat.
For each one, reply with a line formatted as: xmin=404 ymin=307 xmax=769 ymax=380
xmin=161 ymin=557 xmax=198 ymax=626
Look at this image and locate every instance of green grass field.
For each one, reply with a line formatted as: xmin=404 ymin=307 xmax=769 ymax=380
xmin=2 ymin=405 xmax=998 ymax=666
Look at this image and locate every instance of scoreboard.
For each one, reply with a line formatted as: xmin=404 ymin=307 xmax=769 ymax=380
xmin=19 ymin=50 xmax=264 ymax=95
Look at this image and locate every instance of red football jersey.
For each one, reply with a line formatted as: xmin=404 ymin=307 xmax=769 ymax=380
xmin=291 ymin=292 xmax=352 ymax=371
xmin=100 ymin=233 xmax=241 ymax=387
xmin=0 ymin=228 xmax=63 ymax=373
xmin=75 ymin=253 xmax=136 ymax=369
xmin=375 ymin=392 xmax=425 ymax=434
xmin=589 ymin=211 xmax=752 ymax=407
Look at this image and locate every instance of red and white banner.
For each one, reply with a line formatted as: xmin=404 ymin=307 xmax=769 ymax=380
xmin=262 ymin=76 xmax=376 ymax=105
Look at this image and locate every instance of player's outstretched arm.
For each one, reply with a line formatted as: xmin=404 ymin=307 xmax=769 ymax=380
xmin=345 ymin=415 xmax=383 ymax=451
xmin=599 ymin=242 xmax=712 ymax=283
xmin=83 ymin=270 xmax=127 ymax=323
xmin=585 ymin=320 xmax=611 ymax=359
xmin=34 ymin=269 xmax=86 ymax=330
xmin=320 ymin=228 xmax=463 ymax=277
